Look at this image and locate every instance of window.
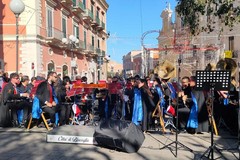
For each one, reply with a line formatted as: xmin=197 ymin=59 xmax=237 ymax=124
xmin=47 ymin=7 xmax=53 ymax=37
xmin=83 ymin=0 xmax=86 ymax=9
xmin=73 ymin=24 xmax=79 ymax=39
xmin=229 ymin=36 xmax=234 ymax=51
xmin=62 ymin=65 xmax=68 ymax=77
xmin=62 ymin=16 xmax=67 ymax=38
xmin=97 ymin=39 xmax=100 ymax=48
xmin=63 ymin=51 xmax=67 ymax=58
xmin=92 ymin=35 xmax=94 ymax=47
xmin=84 ymin=31 xmax=87 ymax=49
xmin=48 ymin=62 xmax=55 ymax=72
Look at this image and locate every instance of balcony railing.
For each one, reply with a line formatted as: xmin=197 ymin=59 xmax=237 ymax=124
xmin=60 ymin=0 xmax=72 ymax=7
xmin=100 ymin=21 xmax=106 ymax=30
xmin=46 ymin=27 xmax=64 ymax=44
xmin=96 ymin=48 xmax=101 ymax=55
xmin=72 ymin=0 xmax=85 ymax=14
xmin=86 ymin=44 xmax=94 ymax=53
xmin=101 ymin=50 xmax=106 ymax=57
xmin=79 ymin=40 xmax=86 ymax=50
xmin=83 ymin=9 xmax=93 ymax=22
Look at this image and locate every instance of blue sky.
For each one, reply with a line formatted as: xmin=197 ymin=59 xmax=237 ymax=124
xmin=106 ymin=0 xmax=177 ymax=63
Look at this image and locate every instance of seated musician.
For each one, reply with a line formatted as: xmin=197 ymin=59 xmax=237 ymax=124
xmin=177 ymin=76 xmax=199 ymax=133
xmin=55 ymin=76 xmax=72 ymax=125
xmin=16 ymin=75 xmax=32 ymax=127
xmin=26 ymin=76 xmax=37 ymax=93
xmin=35 ymin=71 xmax=60 ymax=127
xmin=190 ymin=76 xmax=208 ymax=133
xmin=214 ymin=77 xmax=238 ymax=135
xmin=1 ymin=73 xmax=29 ymax=127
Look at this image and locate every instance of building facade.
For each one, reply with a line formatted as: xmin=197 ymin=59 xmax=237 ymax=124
xmin=0 ymin=0 xmax=109 ymax=82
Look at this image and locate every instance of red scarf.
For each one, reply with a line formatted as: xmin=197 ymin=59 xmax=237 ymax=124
xmin=13 ymin=85 xmax=17 ymax=94
xmin=48 ymin=84 xmax=53 ymax=103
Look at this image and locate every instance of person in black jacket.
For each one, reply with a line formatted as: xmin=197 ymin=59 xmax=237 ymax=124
xmin=138 ymin=78 xmax=156 ymax=132
xmin=35 ymin=71 xmax=59 ymax=127
xmin=55 ymin=76 xmax=72 ymax=125
xmin=0 ymin=73 xmax=29 ymax=127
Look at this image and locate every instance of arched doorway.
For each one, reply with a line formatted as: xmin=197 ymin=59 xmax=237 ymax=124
xmin=62 ymin=65 xmax=68 ymax=77
xmin=47 ymin=61 xmax=55 ymax=72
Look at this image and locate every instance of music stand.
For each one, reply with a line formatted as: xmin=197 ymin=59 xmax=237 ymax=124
xmin=196 ymin=70 xmax=231 ymax=160
xmin=159 ymin=58 xmax=193 ymax=157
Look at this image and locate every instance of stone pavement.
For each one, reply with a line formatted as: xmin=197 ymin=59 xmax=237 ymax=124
xmin=0 ymin=126 xmax=238 ymax=160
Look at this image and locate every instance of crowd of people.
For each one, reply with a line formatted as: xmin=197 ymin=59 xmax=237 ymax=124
xmin=0 ymin=71 xmax=238 ymax=137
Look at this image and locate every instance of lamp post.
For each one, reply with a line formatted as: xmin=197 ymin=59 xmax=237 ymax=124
xmin=9 ymin=0 xmax=25 ymax=74
xmin=62 ymin=35 xmax=79 ymax=80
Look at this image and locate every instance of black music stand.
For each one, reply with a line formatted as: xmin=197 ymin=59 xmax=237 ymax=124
xmin=196 ymin=70 xmax=231 ymax=160
xmin=159 ymin=58 xmax=193 ymax=157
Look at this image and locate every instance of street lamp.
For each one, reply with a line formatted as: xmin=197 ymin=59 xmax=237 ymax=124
xmin=9 ymin=0 xmax=25 ymax=74
xmin=62 ymin=35 xmax=79 ymax=80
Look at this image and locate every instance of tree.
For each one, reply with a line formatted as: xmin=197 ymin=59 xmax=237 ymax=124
xmin=176 ymin=0 xmax=240 ymax=35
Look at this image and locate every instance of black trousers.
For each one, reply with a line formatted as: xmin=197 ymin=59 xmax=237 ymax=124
xmin=42 ymin=105 xmax=59 ymax=123
xmin=9 ymin=101 xmax=31 ymax=123
xmin=59 ymin=103 xmax=72 ymax=125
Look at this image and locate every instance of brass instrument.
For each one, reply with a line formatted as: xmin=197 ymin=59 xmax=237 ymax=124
xmin=206 ymin=98 xmax=218 ymax=136
xmin=154 ymin=60 xmax=176 ymax=80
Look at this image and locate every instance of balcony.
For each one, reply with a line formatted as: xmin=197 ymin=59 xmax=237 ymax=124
xmin=101 ymin=50 xmax=106 ymax=57
xmin=85 ymin=44 xmax=94 ymax=53
xmin=72 ymin=0 xmax=85 ymax=15
xmin=83 ymin=9 xmax=93 ymax=23
xmin=60 ymin=0 xmax=72 ymax=7
xmin=96 ymin=48 xmax=101 ymax=55
xmin=92 ymin=16 xmax=100 ymax=26
xmin=96 ymin=20 xmax=105 ymax=31
xmin=46 ymin=27 xmax=64 ymax=45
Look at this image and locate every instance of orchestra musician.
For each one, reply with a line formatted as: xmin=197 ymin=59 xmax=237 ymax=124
xmin=16 ymin=75 xmax=33 ymax=127
xmin=55 ymin=76 xmax=72 ymax=126
xmin=189 ymin=76 xmax=208 ymax=133
xmin=138 ymin=78 xmax=156 ymax=132
xmin=177 ymin=76 xmax=199 ymax=133
xmin=0 ymin=73 xmax=29 ymax=127
xmin=108 ymin=76 xmax=123 ymax=119
xmin=124 ymin=77 xmax=134 ymax=121
xmin=35 ymin=71 xmax=60 ymax=127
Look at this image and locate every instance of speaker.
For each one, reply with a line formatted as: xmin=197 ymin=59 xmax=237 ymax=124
xmin=93 ymin=119 xmax=145 ymax=153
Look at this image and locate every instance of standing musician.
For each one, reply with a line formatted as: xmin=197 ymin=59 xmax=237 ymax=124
xmin=55 ymin=76 xmax=72 ymax=126
xmin=124 ymin=77 xmax=134 ymax=120
xmin=35 ymin=71 xmax=59 ymax=127
xmin=1 ymin=73 xmax=29 ymax=127
xmin=139 ymin=78 xmax=156 ymax=132
xmin=108 ymin=76 xmax=123 ymax=119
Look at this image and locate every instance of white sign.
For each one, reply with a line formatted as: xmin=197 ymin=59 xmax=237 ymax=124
xmin=47 ymin=134 xmax=96 ymax=144
xmin=71 ymin=60 xmax=77 ymax=67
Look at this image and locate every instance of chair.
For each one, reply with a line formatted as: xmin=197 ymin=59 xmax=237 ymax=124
xmin=152 ymin=101 xmax=166 ymax=133
xmin=26 ymin=112 xmax=51 ymax=131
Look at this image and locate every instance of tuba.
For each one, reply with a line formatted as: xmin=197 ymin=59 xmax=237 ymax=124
xmin=205 ymin=58 xmax=238 ymax=88
xmin=154 ymin=60 xmax=176 ymax=80
xmin=215 ymin=58 xmax=237 ymax=77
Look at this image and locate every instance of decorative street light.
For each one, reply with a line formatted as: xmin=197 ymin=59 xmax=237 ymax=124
xmin=62 ymin=35 xmax=79 ymax=80
xmin=9 ymin=0 xmax=25 ymax=74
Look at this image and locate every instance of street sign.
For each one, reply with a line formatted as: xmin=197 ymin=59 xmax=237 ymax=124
xmin=224 ymin=50 xmax=232 ymax=58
